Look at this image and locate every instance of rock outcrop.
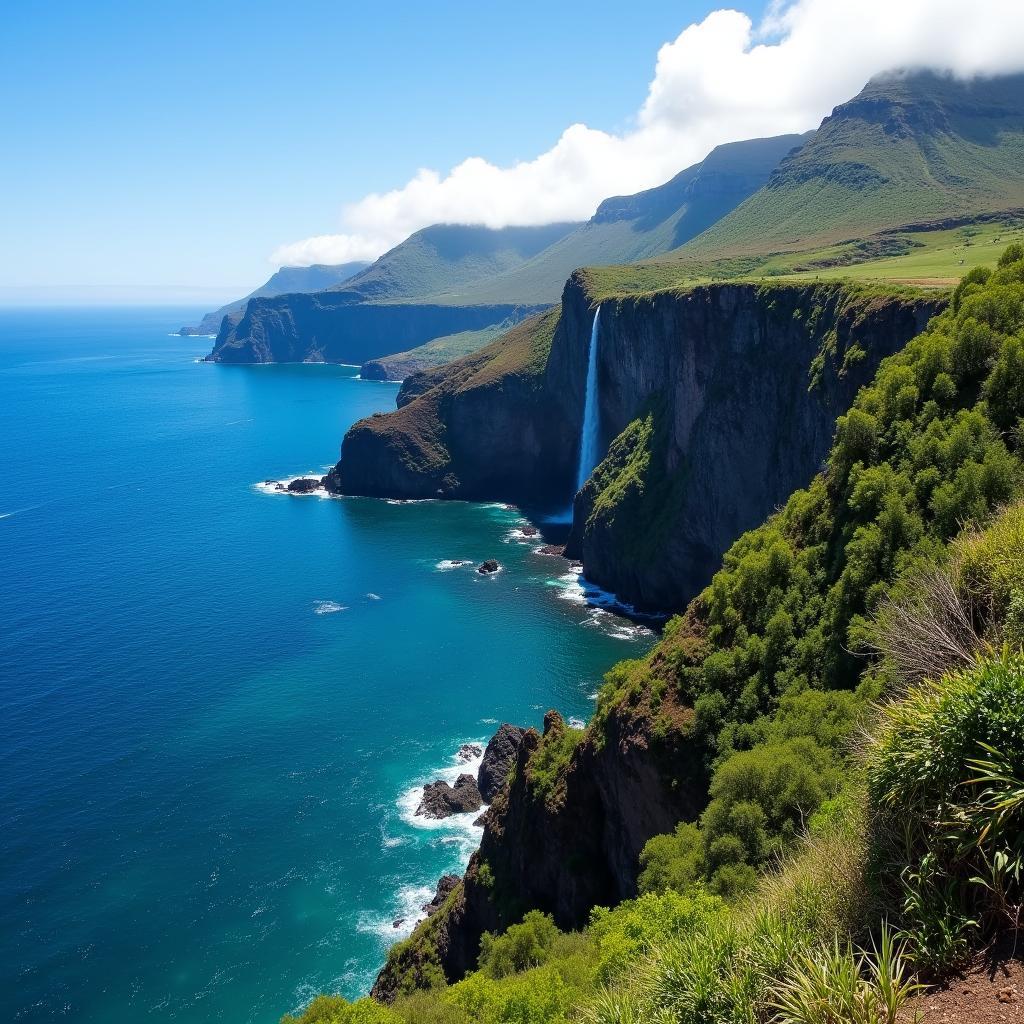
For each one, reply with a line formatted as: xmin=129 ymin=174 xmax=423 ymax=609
xmin=285 ymin=477 xmax=323 ymax=494
xmin=422 ymin=875 xmax=461 ymax=918
xmin=334 ymin=274 xmax=944 ymax=610
xmin=416 ymin=775 xmax=484 ymax=819
xmin=476 ymin=560 xmax=500 ymax=575
xmin=477 ymin=724 xmax=526 ymax=801
xmin=373 ymin=699 xmax=705 ymax=998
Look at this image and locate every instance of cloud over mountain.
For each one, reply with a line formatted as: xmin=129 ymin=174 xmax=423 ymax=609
xmin=273 ymin=0 xmax=1024 ymax=267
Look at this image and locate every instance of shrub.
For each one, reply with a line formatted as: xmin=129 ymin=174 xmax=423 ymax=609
xmin=770 ymin=926 xmax=918 ymax=1024
xmin=479 ymin=911 xmax=559 ymax=979
xmin=282 ymin=996 xmax=403 ymax=1024
xmin=866 ymin=653 xmax=1024 ymax=969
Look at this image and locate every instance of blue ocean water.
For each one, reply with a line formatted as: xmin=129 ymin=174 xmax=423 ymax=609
xmin=0 ymin=309 xmax=655 ymax=1024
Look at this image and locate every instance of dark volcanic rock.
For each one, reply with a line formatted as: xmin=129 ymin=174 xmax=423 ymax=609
xmin=521 ymin=525 xmax=539 ymax=537
xmin=416 ymin=774 xmax=483 ymax=818
xmin=477 ymin=724 xmax=527 ymax=802
xmin=457 ymin=743 xmax=483 ymax=763
xmin=286 ymin=477 xmax=323 ymax=494
xmin=422 ymin=874 xmax=460 ymax=917
xmin=536 ymin=544 xmax=566 ymax=557
xmin=477 ymin=560 xmax=500 ymax=575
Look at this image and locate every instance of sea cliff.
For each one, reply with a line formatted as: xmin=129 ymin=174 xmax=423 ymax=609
xmin=334 ymin=275 xmax=944 ymax=610
xmin=206 ymin=293 xmax=546 ymax=365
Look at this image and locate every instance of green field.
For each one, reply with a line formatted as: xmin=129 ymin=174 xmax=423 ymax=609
xmin=779 ymin=220 xmax=1024 ymax=285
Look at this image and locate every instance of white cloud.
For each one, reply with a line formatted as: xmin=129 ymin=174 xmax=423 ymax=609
xmin=272 ymin=0 xmax=1024 ymax=267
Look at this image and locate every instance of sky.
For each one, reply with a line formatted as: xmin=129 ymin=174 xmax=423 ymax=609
xmin=1 ymin=0 xmax=1022 ymax=305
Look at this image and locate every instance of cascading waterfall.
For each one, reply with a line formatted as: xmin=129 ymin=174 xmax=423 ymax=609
xmin=575 ymin=305 xmax=602 ymax=493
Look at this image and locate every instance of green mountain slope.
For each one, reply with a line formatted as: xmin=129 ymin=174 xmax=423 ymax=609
xmin=441 ymin=133 xmax=810 ymax=305
xmin=327 ymin=223 xmax=581 ymax=303
xmin=180 ymin=261 xmax=368 ymax=335
xmin=678 ymin=70 xmax=1024 ymax=262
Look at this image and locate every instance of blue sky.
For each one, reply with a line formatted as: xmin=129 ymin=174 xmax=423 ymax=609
xmin=2 ymin=0 xmax=1020 ymax=304
xmin=0 ymin=1 xmax=767 ymax=303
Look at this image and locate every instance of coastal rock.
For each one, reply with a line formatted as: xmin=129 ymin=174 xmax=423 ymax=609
xmin=422 ymin=874 xmax=460 ymax=917
xmin=536 ymin=544 xmax=566 ymax=557
xmin=286 ymin=477 xmax=324 ymax=494
xmin=457 ymin=743 xmax=483 ymax=763
xmin=477 ymin=724 xmax=527 ymax=801
xmin=521 ymin=525 xmax=539 ymax=537
xmin=416 ymin=774 xmax=483 ymax=819
xmin=477 ymin=560 xmax=500 ymax=575
xmin=373 ymin=690 xmax=705 ymax=998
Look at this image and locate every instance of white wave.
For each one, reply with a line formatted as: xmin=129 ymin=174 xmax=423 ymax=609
xmin=504 ymin=527 xmax=541 ymax=545
xmin=356 ymin=882 xmax=436 ymax=941
xmin=435 ymin=559 xmax=473 ymax=571
xmin=397 ymin=742 xmax=488 ymax=834
xmin=568 ymin=717 xmax=587 ymax=730
xmin=313 ymin=600 xmax=347 ymax=615
xmin=549 ymin=570 xmax=664 ymax=628
xmin=366 ymin=592 xmax=382 ymax=601
xmin=253 ymin=474 xmax=333 ymax=499
xmin=480 ymin=717 xmax=498 ymax=725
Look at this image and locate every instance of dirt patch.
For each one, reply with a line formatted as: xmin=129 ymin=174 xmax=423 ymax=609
xmin=901 ymin=959 xmax=1024 ymax=1023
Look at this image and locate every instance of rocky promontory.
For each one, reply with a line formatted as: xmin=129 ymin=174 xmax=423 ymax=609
xmin=477 ymin=724 xmax=526 ymax=802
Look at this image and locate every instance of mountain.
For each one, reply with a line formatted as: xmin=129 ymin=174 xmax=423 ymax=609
xmin=325 ymin=223 xmax=582 ymax=302
xmin=179 ymin=261 xmax=369 ymax=336
xmin=434 ymin=132 xmax=811 ymax=305
xmin=673 ymin=70 xmax=1024 ymax=264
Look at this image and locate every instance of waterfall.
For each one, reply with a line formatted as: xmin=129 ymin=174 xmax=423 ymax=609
xmin=575 ymin=305 xmax=602 ymax=492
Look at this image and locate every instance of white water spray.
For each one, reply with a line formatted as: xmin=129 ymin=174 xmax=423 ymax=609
xmin=575 ymin=306 xmax=602 ymax=492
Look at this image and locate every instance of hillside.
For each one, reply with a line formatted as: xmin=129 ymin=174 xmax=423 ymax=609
xmin=675 ymin=70 xmax=1024 ymax=263
xmin=179 ymin=261 xmax=368 ymax=335
xmin=438 ymin=133 xmax=810 ymax=305
xmin=326 ymin=223 xmax=581 ymax=303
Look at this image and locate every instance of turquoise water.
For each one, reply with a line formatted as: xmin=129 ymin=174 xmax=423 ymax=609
xmin=0 ymin=309 xmax=655 ymax=1024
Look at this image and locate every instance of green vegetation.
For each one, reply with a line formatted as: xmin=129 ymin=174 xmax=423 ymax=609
xmin=523 ymin=715 xmax=584 ymax=805
xmin=287 ymin=246 xmax=1024 ymax=1024
xmin=679 ymin=72 xmax=1024 ymax=264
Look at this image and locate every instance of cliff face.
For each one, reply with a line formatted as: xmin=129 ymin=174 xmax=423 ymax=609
xmin=373 ymin=697 xmax=705 ymax=1001
xmin=564 ymin=283 xmax=943 ymax=610
xmin=206 ymin=293 xmax=546 ymax=365
xmin=326 ymin=308 xmax=585 ymax=502
xmin=336 ymin=276 xmax=944 ymax=607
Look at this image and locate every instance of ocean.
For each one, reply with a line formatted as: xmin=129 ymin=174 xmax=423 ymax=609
xmin=0 ymin=308 xmax=655 ymax=1023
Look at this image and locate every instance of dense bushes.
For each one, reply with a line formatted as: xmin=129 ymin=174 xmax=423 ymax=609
xmin=615 ymin=248 xmax=1024 ymax=898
